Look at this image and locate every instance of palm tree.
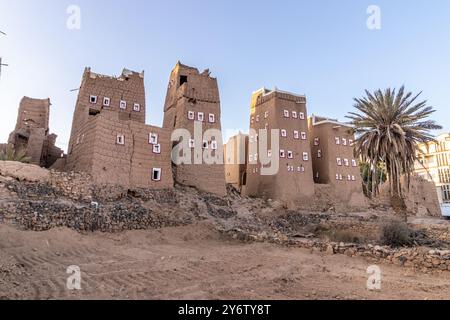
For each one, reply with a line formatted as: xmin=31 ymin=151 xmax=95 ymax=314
xmin=347 ymin=86 xmax=442 ymax=206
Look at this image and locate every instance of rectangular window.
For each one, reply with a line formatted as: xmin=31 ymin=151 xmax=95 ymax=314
xmin=303 ymin=152 xmax=309 ymax=161
xmin=299 ymin=112 xmax=305 ymax=120
xmin=90 ymin=95 xmax=98 ymax=104
xmin=335 ymin=137 xmax=340 ymax=145
xmin=344 ymin=159 xmax=349 ymax=167
xmin=284 ymin=110 xmax=290 ymax=118
xmin=352 ymin=175 xmax=356 ymax=181
xmin=149 ymin=133 xmax=158 ymax=145
xmin=153 ymin=144 xmax=161 ymax=154
xmin=280 ymin=150 xmax=286 ymax=158
xmin=209 ymin=114 xmax=216 ymax=123
xmin=116 ymin=134 xmax=125 ymax=145
xmin=188 ymin=111 xmax=195 ymax=120
xmin=189 ymin=139 xmax=195 ymax=149
xmin=203 ymin=140 xmax=208 ymax=149
xmin=198 ymin=112 xmax=205 ymax=122
xmin=264 ymin=111 xmax=269 ymax=119
xmin=281 ymin=130 xmax=287 ymax=138
xmin=211 ymin=141 xmax=218 ymax=150
xmin=352 ymin=159 xmax=357 ymax=167
xmin=268 ymin=150 xmax=272 ymax=158
xmin=314 ymin=138 xmax=320 ymax=146
xmin=103 ymin=97 xmax=111 ymax=107
xmin=336 ymin=174 xmax=340 ymax=181
xmin=349 ymin=139 xmax=354 ymax=146
xmin=318 ymin=150 xmax=322 ymax=158
xmin=287 ymin=151 xmax=294 ymax=159
xmin=347 ymin=175 xmax=352 ymax=181
xmin=342 ymin=138 xmax=347 ymax=146
xmin=294 ymin=131 xmax=300 ymax=140
xmin=301 ymin=132 xmax=307 ymax=140
xmin=152 ymin=168 xmax=162 ymax=181
xmin=292 ymin=111 xmax=298 ymax=119
xmin=120 ymin=100 xmax=127 ymax=110
xmin=337 ymin=158 xmax=342 ymax=166
xmin=133 ymin=103 xmax=141 ymax=112
xmin=339 ymin=174 xmax=343 ymax=181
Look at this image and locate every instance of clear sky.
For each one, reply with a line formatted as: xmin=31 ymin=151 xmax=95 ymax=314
xmin=0 ymin=0 xmax=449 ymax=151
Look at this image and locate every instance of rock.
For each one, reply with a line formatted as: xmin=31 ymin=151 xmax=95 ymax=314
xmin=326 ymin=244 xmax=335 ymax=255
xmin=0 ymin=161 xmax=50 ymax=182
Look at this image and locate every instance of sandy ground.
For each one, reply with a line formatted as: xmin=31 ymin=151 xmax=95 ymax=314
xmin=1 ymin=222 xmax=450 ymax=300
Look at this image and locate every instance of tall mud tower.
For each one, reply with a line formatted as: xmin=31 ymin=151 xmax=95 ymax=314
xmin=163 ymin=62 xmax=226 ymax=196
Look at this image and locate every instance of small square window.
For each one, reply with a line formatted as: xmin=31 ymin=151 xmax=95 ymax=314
xmin=120 ymin=100 xmax=127 ymax=110
xmin=344 ymin=159 xmax=349 ymax=167
xmin=301 ymin=132 xmax=307 ymax=140
xmin=103 ymin=97 xmax=111 ymax=107
xmin=211 ymin=141 xmax=218 ymax=150
xmin=292 ymin=111 xmax=298 ymax=119
xmin=133 ymin=103 xmax=141 ymax=112
xmin=335 ymin=137 xmax=340 ymax=145
xmin=152 ymin=168 xmax=162 ymax=181
xmin=294 ymin=131 xmax=300 ymax=140
xmin=318 ymin=150 xmax=322 ymax=158
xmin=188 ymin=111 xmax=195 ymax=120
xmin=90 ymin=95 xmax=98 ymax=104
xmin=189 ymin=139 xmax=195 ymax=149
xmin=299 ymin=112 xmax=305 ymax=120
xmin=314 ymin=138 xmax=320 ymax=146
xmin=202 ymin=140 xmax=208 ymax=149
xmin=116 ymin=134 xmax=125 ymax=145
xmin=303 ymin=152 xmax=309 ymax=161
xmin=287 ymin=151 xmax=294 ymax=159
xmin=281 ymin=129 xmax=287 ymax=138
xmin=209 ymin=114 xmax=216 ymax=123
xmin=153 ymin=144 xmax=161 ymax=154
xmin=280 ymin=150 xmax=286 ymax=158
xmin=337 ymin=158 xmax=342 ymax=166
xmin=342 ymin=138 xmax=347 ymax=146
xmin=264 ymin=111 xmax=269 ymax=119
xmin=149 ymin=133 xmax=158 ymax=145
xmin=198 ymin=112 xmax=205 ymax=122
xmin=284 ymin=110 xmax=290 ymax=118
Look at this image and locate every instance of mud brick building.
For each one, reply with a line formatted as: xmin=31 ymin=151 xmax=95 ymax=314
xmin=66 ymin=68 xmax=173 ymax=189
xmin=163 ymin=62 xmax=226 ymax=196
xmin=244 ymin=88 xmax=315 ymax=204
xmin=224 ymin=132 xmax=248 ymax=192
xmin=8 ymin=97 xmax=63 ymax=167
xmin=308 ymin=115 xmax=366 ymax=206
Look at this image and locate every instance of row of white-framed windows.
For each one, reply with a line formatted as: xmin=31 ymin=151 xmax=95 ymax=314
xmin=188 ymin=111 xmax=215 ymax=123
xmin=284 ymin=109 xmax=305 ymax=120
xmin=188 ymin=139 xmax=218 ymax=150
xmin=335 ymin=137 xmax=354 ymax=146
xmin=90 ymin=95 xmax=140 ymax=112
xmin=335 ymin=174 xmax=357 ymax=181
xmin=336 ymin=158 xmax=358 ymax=167
xmin=282 ymin=150 xmax=308 ymax=161
xmin=287 ymin=165 xmax=306 ymax=173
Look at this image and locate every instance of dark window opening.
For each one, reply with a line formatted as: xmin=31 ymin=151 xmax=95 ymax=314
xmin=179 ymin=75 xmax=188 ymax=86
xmin=89 ymin=109 xmax=100 ymax=116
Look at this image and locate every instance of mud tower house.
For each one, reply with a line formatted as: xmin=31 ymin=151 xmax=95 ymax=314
xmin=308 ymin=115 xmax=366 ymax=207
xmin=162 ymin=62 xmax=227 ymax=196
xmin=8 ymin=97 xmax=63 ymax=167
xmin=65 ymin=67 xmax=173 ymax=189
xmin=244 ymin=88 xmax=315 ymax=204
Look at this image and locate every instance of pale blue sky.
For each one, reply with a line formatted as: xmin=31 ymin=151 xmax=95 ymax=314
xmin=0 ymin=0 xmax=449 ymax=151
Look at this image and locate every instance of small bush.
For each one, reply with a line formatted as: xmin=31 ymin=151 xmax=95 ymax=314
xmin=0 ymin=146 xmax=30 ymax=163
xmin=379 ymin=220 xmax=412 ymax=247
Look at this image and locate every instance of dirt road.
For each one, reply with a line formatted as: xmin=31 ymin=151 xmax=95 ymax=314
xmin=1 ymin=222 xmax=450 ymax=300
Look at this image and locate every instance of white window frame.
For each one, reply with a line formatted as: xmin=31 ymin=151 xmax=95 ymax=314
xmin=120 ymin=100 xmax=127 ymax=110
xmin=188 ymin=111 xmax=195 ymax=120
xmin=342 ymin=138 xmax=347 ymax=146
xmin=352 ymin=175 xmax=356 ymax=181
xmin=292 ymin=111 xmax=298 ymax=119
xmin=116 ymin=134 xmax=125 ymax=145
xmin=336 ymin=174 xmax=340 ymax=181
xmin=301 ymin=132 xmax=307 ymax=140
xmin=283 ymin=110 xmax=290 ymax=118
xmin=294 ymin=131 xmax=300 ymax=140
xmin=335 ymin=137 xmax=340 ymax=145
xmin=280 ymin=149 xmax=286 ymax=158
xmin=189 ymin=139 xmax=195 ymax=149
xmin=133 ymin=103 xmax=141 ymax=112
xmin=337 ymin=158 xmax=342 ymax=166
xmin=152 ymin=168 xmax=162 ymax=182
xmin=209 ymin=113 xmax=216 ymax=123
xmin=281 ymin=129 xmax=287 ymax=138
xmin=303 ymin=152 xmax=309 ymax=161
xmin=314 ymin=138 xmax=320 ymax=146
xmin=347 ymin=175 xmax=352 ymax=181
xmin=299 ymin=112 xmax=305 ymax=120
xmin=264 ymin=111 xmax=269 ymax=119
xmin=153 ymin=144 xmax=161 ymax=154
xmin=103 ymin=97 xmax=111 ymax=107
xmin=90 ymin=95 xmax=98 ymax=104
xmin=198 ymin=112 xmax=205 ymax=122
xmin=211 ymin=140 xmax=218 ymax=150
xmin=352 ymin=159 xmax=357 ymax=167
xmin=149 ymin=133 xmax=158 ymax=145
xmin=344 ymin=159 xmax=349 ymax=167
xmin=255 ymin=115 xmax=260 ymax=123
xmin=287 ymin=151 xmax=294 ymax=159
xmin=318 ymin=150 xmax=322 ymax=158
